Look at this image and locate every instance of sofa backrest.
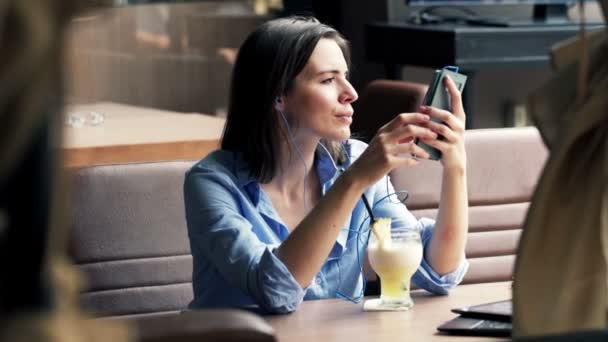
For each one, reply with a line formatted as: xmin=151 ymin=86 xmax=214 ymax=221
xmin=390 ymin=127 xmax=548 ymax=284
xmin=68 ymin=160 xmax=196 ymax=318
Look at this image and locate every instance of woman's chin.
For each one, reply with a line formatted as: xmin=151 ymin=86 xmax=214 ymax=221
xmin=326 ymin=129 xmax=350 ymax=141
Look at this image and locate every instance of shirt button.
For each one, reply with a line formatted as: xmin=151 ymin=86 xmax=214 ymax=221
xmin=316 ymin=277 xmax=323 ymax=285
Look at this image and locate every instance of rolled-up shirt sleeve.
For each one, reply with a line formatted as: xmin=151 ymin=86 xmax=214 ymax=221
xmin=412 ymin=217 xmax=469 ymax=295
xmin=371 ymin=176 xmax=469 ymax=295
xmin=184 ymin=171 xmax=304 ymax=313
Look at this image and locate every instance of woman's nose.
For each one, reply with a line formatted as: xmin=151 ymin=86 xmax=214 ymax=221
xmin=339 ymin=80 xmax=358 ymax=104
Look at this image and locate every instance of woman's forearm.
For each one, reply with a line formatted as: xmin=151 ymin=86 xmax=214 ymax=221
xmin=276 ymin=171 xmax=368 ymax=287
xmin=427 ymin=165 xmax=468 ymax=275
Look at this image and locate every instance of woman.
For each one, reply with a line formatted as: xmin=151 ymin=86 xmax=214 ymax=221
xmin=184 ymin=16 xmax=469 ymax=314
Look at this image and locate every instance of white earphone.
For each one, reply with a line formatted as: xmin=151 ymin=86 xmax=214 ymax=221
xmin=274 ymin=97 xmax=281 ymax=110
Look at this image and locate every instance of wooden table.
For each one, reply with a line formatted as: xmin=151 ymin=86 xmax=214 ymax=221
xmin=266 ymin=282 xmax=511 ymax=341
xmin=62 ymin=102 xmax=225 ymax=168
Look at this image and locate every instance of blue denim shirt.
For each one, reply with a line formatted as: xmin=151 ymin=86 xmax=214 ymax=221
xmin=184 ymin=139 xmax=468 ymax=313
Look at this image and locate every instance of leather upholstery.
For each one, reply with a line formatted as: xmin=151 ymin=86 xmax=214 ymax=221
xmin=69 ymin=161 xmax=195 ymax=318
xmin=351 ymin=79 xmax=428 ymax=142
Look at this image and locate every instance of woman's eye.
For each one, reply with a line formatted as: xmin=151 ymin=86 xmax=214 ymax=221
xmin=321 ymin=77 xmax=335 ymax=84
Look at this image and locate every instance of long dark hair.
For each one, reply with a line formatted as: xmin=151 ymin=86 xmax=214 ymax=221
xmin=221 ymin=16 xmax=351 ymax=183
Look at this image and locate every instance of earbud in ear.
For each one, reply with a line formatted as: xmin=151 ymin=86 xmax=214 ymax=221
xmin=274 ymin=97 xmax=281 ymax=110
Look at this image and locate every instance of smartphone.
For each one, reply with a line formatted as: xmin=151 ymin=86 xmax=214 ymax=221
xmin=415 ymin=68 xmax=467 ymax=160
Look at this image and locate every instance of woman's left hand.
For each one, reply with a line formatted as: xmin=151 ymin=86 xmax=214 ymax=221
xmin=417 ymin=75 xmax=467 ymax=171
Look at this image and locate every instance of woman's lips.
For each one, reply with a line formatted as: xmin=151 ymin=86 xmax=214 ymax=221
xmin=335 ymin=112 xmax=353 ymax=124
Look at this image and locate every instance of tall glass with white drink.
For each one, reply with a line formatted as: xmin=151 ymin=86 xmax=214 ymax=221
xmin=367 ymin=218 xmax=423 ymax=310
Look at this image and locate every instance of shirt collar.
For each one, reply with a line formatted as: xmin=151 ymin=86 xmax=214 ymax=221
xmin=230 ymin=153 xmax=260 ymax=205
xmin=232 ymin=145 xmax=350 ymax=257
xmin=234 ymin=144 xmax=347 ymax=205
xmin=315 ymin=146 xmax=341 ymax=187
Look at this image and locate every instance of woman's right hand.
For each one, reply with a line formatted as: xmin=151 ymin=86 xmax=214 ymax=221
xmin=346 ymin=113 xmax=438 ymax=188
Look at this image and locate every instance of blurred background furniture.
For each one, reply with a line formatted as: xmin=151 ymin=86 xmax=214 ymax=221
xmin=62 ymin=102 xmax=225 ymax=167
xmin=364 ymin=21 xmax=606 ymax=128
xmin=351 ymin=79 xmax=428 ymax=141
xmin=66 ymin=3 xmax=269 ymax=116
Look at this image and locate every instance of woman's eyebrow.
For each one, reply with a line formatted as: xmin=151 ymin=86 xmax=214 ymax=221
xmin=315 ymin=69 xmax=348 ymax=76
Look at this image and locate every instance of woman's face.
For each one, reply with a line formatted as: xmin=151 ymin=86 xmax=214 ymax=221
xmin=280 ymin=38 xmax=358 ymax=142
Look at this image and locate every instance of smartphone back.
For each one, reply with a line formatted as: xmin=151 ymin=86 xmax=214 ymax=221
xmin=417 ymin=69 xmax=467 ymax=160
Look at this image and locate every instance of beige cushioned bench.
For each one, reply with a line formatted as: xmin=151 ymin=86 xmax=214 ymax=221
xmin=68 ymin=126 xmax=547 ymax=317
xmin=69 ymin=160 xmax=195 ymax=318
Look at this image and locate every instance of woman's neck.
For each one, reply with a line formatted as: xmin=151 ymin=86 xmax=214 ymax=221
xmin=266 ymin=136 xmax=318 ymax=197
